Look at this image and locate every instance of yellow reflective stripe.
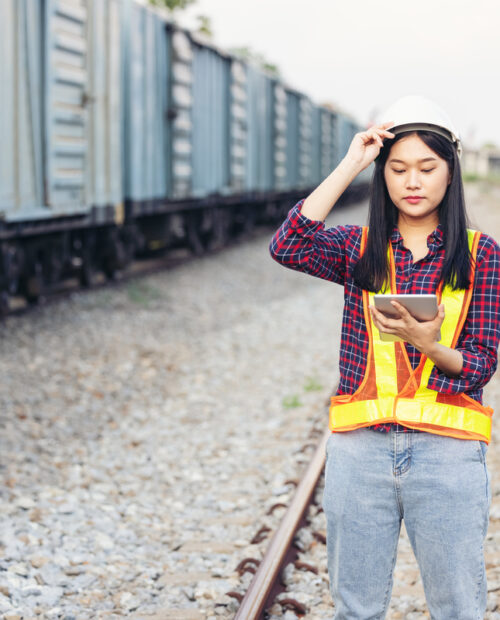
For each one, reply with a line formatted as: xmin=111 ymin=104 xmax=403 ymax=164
xmin=394 ymin=398 xmax=491 ymax=441
xmin=417 ymin=286 xmax=464 ymax=398
xmin=368 ymin=289 xmax=399 ymax=398
xmin=438 ymin=286 xmax=467 ymax=348
xmin=333 ymin=227 xmax=491 ymax=442
xmin=367 ymin=239 xmax=399 ymax=397
xmin=329 ymin=397 xmax=396 ymax=428
xmin=415 ymin=229 xmax=476 ymax=399
xmin=329 ymin=398 xmax=491 ymax=442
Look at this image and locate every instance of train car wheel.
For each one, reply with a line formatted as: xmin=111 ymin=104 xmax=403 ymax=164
xmin=21 ymin=260 xmax=45 ymax=304
xmin=208 ymin=207 xmax=232 ymax=251
xmin=81 ymin=257 xmax=99 ymax=288
xmin=103 ymin=228 xmax=128 ymax=281
xmin=2 ymin=244 xmax=24 ymax=295
xmin=234 ymin=205 xmax=256 ymax=236
xmin=80 ymin=232 xmax=100 ymax=288
xmin=0 ymin=291 xmax=9 ymax=317
xmin=186 ymin=211 xmax=206 ymax=256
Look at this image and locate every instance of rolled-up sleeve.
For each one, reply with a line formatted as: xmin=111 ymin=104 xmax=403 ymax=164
xmin=427 ymin=234 xmax=500 ymax=393
xmin=269 ymin=199 xmax=353 ymax=285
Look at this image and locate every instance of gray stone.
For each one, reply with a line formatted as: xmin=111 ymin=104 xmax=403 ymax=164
xmin=2 ymin=193 xmax=500 ymax=619
xmin=15 ymin=496 xmax=36 ymax=510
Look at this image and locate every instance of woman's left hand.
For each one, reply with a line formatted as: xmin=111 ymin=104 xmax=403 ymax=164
xmin=370 ymin=301 xmax=445 ymax=353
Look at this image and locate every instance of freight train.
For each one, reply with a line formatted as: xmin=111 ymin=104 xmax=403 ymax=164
xmin=0 ymin=0 xmax=369 ymax=314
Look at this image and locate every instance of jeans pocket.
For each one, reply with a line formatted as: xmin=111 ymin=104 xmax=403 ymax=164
xmin=477 ymin=440 xmax=488 ymax=464
xmin=325 ymin=433 xmax=333 ymax=463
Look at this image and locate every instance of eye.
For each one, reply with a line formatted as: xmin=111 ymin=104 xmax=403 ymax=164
xmin=422 ymin=168 xmax=435 ymax=173
xmin=392 ymin=169 xmax=405 ymax=174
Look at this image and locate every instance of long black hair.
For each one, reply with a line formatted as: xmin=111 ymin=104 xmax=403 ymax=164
xmin=352 ymin=130 xmax=473 ymax=292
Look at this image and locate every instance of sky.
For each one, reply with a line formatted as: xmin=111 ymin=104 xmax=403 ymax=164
xmin=175 ymin=0 xmax=500 ymax=149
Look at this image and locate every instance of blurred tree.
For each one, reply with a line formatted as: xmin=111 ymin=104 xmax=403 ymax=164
xmin=229 ymin=46 xmax=280 ymax=77
xmin=149 ymin=0 xmax=196 ymax=12
xmin=196 ymin=15 xmax=213 ymax=38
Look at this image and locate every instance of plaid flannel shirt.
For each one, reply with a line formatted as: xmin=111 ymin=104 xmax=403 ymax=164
xmin=270 ymin=200 xmax=500 ymax=432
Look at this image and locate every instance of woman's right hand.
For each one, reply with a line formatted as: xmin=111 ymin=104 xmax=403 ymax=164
xmin=343 ymin=122 xmax=395 ymax=171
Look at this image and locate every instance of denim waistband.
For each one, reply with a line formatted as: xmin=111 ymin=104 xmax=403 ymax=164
xmin=367 ymin=424 xmax=422 ymax=433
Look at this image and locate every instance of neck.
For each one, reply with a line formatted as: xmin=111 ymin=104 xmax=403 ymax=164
xmin=397 ymin=212 xmax=439 ymax=241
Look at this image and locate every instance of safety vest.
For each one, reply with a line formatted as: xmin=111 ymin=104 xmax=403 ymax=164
xmin=329 ymin=227 xmax=493 ymax=443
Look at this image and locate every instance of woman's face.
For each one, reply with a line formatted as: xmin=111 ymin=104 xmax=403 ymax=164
xmin=383 ymin=133 xmax=451 ymax=224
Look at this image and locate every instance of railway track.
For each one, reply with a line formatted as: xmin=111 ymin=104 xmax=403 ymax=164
xmin=225 ymin=183 xmax=500 ymax=620
xmin=2 ymin=186 xmax=499 ymax=618
xmin=226 ymin=424 xmax=331 ymax=619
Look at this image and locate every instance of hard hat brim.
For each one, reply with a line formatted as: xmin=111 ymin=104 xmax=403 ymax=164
xmin=388 ymin=122 xmax=462 ymax=157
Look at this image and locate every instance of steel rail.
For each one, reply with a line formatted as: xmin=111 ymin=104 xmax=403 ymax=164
xmin=234 ymin=427 xmax=331 ymax=619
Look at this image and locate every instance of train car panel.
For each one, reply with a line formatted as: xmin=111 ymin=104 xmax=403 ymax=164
xmin=274 ymin=84 xmax=287 ymax=190
xmin=330 ymin=110 xmax=341 ymax=168
xmin=170 ymin=30 xmax=193 ymax=198
xmin=320 ymin=109 xmax=333 ymax=180
xmin=338 ymin=113 xmax=372 ymax=188
xmin=44 ymin=0 xmax=89 ymax=213
xmin=86 ymin=0 xmax=123 ymax=213
xmin=0 ymin=0 xmax=44 ymax=221
xmin=338 ymin=115 xmax=358 ymax=163
xmin=229 ymin=60 xmax=247 ymax=193
xmin=310 ymin=104 xmax=322 ymax=187
xmin=298 ymin=96 xmax=313 ymax=187
xmin=123 ymin=2 xmax=170 ymax=202
xmin=245 ymin=65 xmax=274 ymax=192
xmin=285 ymin=90 xmax=300 ymax=190
xmin=192 ymin=45 xmax=231 ymax=197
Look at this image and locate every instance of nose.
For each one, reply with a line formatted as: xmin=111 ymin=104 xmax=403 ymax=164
xmin=406 ymin=169 xmax=421 ymax=190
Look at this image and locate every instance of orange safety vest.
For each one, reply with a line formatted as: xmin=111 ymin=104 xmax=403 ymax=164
xmin=329 ymin=227 xmax=493 ymax=443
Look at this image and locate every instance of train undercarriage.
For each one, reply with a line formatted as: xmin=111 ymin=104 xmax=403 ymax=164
xmin=0 ymin=191 xmax=330 ymax=315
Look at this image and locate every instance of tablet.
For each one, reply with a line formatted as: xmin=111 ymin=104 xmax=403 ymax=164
xmin=373 ymin=294 xmax=440 ymax=342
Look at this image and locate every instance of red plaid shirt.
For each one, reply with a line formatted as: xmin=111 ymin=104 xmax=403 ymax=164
xmin=270 ymin=200 xmax=500 ymax=432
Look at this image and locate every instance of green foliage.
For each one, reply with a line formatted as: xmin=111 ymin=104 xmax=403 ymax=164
xmin=303 ymin=376 xmax=323 ymax=392
xmin=196 ymin=15 xmax=213 ymax=38
xmin=149 ymin=0 xmax=196 ymax=12
xmin=462 ymin=172 xmax=481 ymax=183
xmin=282 ymin=394 xmax=303 ymax=409
xmin=93 ymin=291 xmax=114 ymax=308
xmin=228 ymin=46 xmax=281 ymax=77
xmin=229 ymin=46 xmax=252 ymax=59
xmin=126 ymin=281 xmax=162 ymax=306
xmin=463 ymin=173 xmax=500 ymax=186
xmin=485 ymin=173 xmax=500 ymax=185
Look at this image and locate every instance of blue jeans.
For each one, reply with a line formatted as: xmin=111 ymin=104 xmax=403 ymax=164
xmin=322 ymin=428 xmax=491 ymax=619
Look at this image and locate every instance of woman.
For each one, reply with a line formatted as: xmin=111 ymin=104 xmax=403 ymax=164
xmin=270 ymin=95 xmax=500 ymax=619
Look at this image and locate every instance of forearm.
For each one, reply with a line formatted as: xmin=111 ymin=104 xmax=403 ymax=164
xmin=301 ymin=123 xmax=394 ymax=221
xmin=300 ymin=157 xmax=362 ymax=221
xmin=370 ymin=301 xmax=465 ymax=379
xmin=420 ymin=341 xmax=463 ymax=378
xmin=269 ymin=201 xmax=352 ymax=284
xmin=424 ymin=237 xmax=500 ymax=388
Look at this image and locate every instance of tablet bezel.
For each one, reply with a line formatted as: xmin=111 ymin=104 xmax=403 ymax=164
xmin=373 ymin=294 xmax=440 ymax=342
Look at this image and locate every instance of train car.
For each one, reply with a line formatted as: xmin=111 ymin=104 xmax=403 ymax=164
xmin=0 ymin=0 xmax=369 ymax=314
xmin=0 ymin=0 xmax=131 ymax=305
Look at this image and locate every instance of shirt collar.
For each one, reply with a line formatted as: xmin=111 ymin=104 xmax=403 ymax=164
xmin=390 ymin=223 xmax=445 ymax=248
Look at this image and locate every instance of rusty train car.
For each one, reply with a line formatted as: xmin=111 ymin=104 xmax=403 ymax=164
xmin=0 ymin=0 xmax=369 ymax=312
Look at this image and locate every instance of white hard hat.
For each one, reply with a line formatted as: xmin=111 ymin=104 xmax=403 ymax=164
xmin=379 ymin=95 xmax=462 ymax=157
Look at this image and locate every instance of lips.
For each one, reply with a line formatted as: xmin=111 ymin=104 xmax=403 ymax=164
xmin=404 ymin=196 xmax=424 ymax=204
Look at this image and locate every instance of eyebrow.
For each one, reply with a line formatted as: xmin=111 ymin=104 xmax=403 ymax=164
xmin=388 ymin=157 xmax=437 ymax=164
